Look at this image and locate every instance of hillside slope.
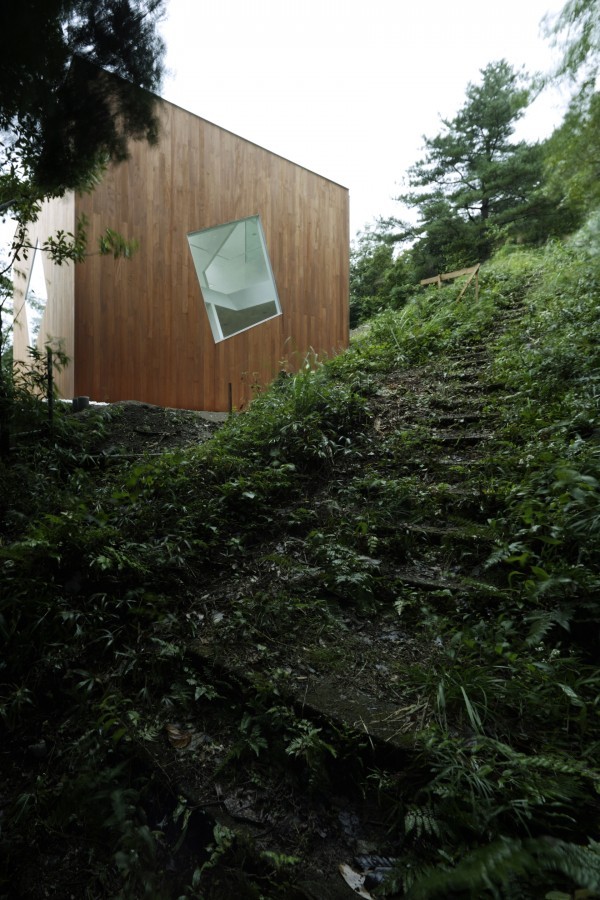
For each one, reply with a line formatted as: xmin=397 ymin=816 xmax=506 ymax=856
xmin=1 ymin=239 xmax=599 ymax=899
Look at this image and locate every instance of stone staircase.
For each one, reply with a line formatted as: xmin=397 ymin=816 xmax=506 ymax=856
xmin=128 ymin=324 xmax=518 ymax=897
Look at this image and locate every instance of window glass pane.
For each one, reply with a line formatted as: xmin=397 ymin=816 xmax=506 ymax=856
xmin=187 ymin=216 xmax=281 ymax=342
xmin=216 ymin=299 xmax=279 ymax=339
xmin=25 ymin=241 xmax=48 ymax=345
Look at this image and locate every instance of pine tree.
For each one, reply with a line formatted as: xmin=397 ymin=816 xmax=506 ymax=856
xmin=396 ymin=60 xmax=544 ymax=277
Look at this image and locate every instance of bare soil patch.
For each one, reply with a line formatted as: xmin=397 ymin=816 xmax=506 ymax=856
xmin=77 ymin=399 xmax=227 ymax=457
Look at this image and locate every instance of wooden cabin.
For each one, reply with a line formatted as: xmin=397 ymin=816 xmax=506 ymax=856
xmin=12 ymin=95 xmax=349 ymax=411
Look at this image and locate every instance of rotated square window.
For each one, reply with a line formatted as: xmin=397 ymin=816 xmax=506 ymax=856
xmin=187 ymin=215 xmax=281 ymax=342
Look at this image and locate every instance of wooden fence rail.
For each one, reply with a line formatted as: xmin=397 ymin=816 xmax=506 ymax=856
xmin=420 ymin=263 xmax=480 ymax=301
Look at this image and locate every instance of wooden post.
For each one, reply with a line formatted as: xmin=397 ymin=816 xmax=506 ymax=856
xmin=47 ymin=347 xmax=54 ymax=433
xmin=0 ymin=373 xmax=9 ymax=458
xmin=0 ymin=305 xmax=9 ymax=458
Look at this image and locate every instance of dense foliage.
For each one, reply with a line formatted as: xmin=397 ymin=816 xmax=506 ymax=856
xmin=0 ymin=0 xmax=165 ymax=271
xmin=349 ymin=230 xmax=416 ymax=327
xmin=1 ymin=225 xmax=599 ymax=897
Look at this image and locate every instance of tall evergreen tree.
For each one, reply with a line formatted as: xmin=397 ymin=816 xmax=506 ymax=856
xmin=393 ymin=60 xmax=544 ymax=277
xmin=0 ymin=0 xmax=166 ymax=261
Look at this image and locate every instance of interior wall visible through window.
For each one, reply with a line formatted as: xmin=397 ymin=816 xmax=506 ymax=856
xmin=187 ymin=215 xmax=281 ymax=342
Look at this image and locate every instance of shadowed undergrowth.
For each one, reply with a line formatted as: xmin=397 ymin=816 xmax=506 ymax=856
xmin=1 ymin=235 xmax=599 ymax=898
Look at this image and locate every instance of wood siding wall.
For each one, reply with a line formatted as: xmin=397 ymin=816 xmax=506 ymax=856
xmin=15 ymin=95 xmax=349 ymax=411
xmin=75 ymin=98 xmax=349 ymax=410
xmin=12 ymin=195 xmax=76 ymax=398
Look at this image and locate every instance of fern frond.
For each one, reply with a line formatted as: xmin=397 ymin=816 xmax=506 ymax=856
xmin=404 ymin=804 xmax=445 ymax=842
xmin=401 ymin=836 xmax=600 ymax=899
xmin=525 ymin=607 xmax=573 ymax=646
xmin=488 ymin=739 xmax=599 ymax=786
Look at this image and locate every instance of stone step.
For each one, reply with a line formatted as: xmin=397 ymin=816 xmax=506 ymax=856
xmin=128 ymin=692 xmax=360 ymax=900
xmin=398 ymin=409 xmax=484 ymax=427
xmin=399 ymin=522 xmax=492 ymax=545
xmin=428 ymin=397 xmax=484 ymax=412
xmin=428 ymin=429 xmax=490 ymax=445
xmin=393 ymin=566 xmax=500 ymax=595
xmin=434 ymin=411 xmax=482 ymax=426
xmin=189 ymin=645 xmax=416 ymax=755
xmin=452 ymin=380 xmax=505 ymax=395
xmin=446 ymin=350 xmax=489 ymax=361
xmin=423 ymin=484 xmax=491 ymax=519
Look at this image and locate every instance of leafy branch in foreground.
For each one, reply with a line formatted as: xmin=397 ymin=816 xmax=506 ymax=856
xmin=0 ymin=2 xmax=165 ymax=284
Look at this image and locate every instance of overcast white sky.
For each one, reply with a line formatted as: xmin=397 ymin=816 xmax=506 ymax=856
xmin=158 ymin=0 xmax=568 ymax=239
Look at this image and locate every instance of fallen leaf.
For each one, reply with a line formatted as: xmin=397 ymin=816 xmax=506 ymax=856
xmin=165 ymin=723 xmax=192 ymax=749
xmin=339 ymin=863 xmax=373 ymax=899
